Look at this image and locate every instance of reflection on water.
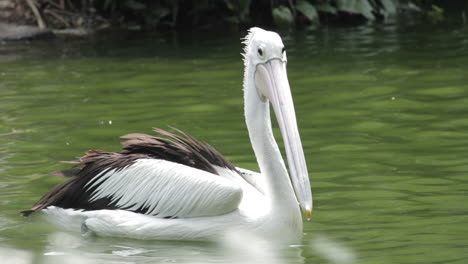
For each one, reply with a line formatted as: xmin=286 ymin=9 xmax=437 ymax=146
xmin=311 ymin=235 xmax=355 ymax=264
xmin=1 ymin=24 xmax=468 ymax=263
xmin=1 ymin=229 xmax=357 ymax=264
xmin=1 ymin=230 xmax=309 ymax=264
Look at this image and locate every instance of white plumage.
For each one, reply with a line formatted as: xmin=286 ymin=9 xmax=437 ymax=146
xmin=86 ymin=159 xmax=243 ymax=218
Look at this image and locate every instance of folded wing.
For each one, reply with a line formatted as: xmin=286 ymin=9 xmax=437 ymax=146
xmin=86 ymin=158 xmax=243 ymax=218
xmin=21 ymin=128 xmax=243 ymax=218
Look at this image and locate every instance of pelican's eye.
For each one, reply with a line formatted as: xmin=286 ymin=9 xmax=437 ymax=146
xmin=257 ymin=47 xmax=264 ymax=58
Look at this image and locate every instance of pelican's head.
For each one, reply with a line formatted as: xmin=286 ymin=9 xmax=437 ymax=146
xmin=243 ymin=28 xmax=313 ymax=219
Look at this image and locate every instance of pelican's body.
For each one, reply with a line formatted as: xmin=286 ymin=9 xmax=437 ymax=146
xmin=22 ymin=28 xmax=313 ymax=244
xmin=43 ymin=164 xmax=300 ymax=242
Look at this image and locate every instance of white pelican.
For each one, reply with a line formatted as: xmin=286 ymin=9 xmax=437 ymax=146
xmin=22 ymin=27 xmax=313 ymax=244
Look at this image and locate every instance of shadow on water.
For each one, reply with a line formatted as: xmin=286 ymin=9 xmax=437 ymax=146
xmin=1 ymin=23 xmax=468 ymax=263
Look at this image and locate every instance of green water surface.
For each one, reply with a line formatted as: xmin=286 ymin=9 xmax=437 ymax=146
xmin=1 ymin=24 xmax=468 ymax=263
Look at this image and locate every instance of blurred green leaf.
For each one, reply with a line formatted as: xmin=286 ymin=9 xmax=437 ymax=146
xmin=224 ymin=0 xmax=251 ymax=23
xmin=153 ymin=8 xmax=170 ymax=19
xmin=296 ymin=0 xmax=319 ymax=24
xmin=124 ymin=0 xmax=146 ymax=11
xmin=337 ymin=0 xmax=375 ymax=20
xmin=380 ymin=0 xmax=397 ymax=16
xmin=272 ymin=6 xmax=294 ymax=27
xmin=316 ymin=3 xmax=338 ymax=15
xmin=427 ymin=4 xmax=444 ymax=23
xmin=224 ymin=0 xmax=236 ymax=10
xmin=224 ymin=0 xmax=250 ymax=12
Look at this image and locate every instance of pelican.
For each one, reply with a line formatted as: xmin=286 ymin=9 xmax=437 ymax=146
xmin=21 ymin=27 xmax=313 ymax=244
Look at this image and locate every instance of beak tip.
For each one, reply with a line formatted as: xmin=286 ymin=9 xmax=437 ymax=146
xmin=306 ymin=209 xmax=312 ymax=221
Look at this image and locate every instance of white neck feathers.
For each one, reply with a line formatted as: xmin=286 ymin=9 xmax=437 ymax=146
xmin=243 ymin=62 xmax=298 ymax=211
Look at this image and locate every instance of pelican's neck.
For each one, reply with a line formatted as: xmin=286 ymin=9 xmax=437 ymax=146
xmin=243 ymin=64 xmax=299 ymax=211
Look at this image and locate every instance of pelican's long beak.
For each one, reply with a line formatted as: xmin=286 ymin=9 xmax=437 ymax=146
xmin=255 ymin=59 xmax=313 ymax=220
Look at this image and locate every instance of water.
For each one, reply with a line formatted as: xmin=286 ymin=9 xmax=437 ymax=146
xmin=1 ymin=24 xmax=468 ymax=263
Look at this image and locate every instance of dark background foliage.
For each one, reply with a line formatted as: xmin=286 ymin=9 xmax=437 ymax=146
xmin=1 ymin=0 xmax=468 ymax=30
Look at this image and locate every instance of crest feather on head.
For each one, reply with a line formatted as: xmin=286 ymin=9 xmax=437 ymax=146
xmin=242 ymin=27 xmax=262 ymax=64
